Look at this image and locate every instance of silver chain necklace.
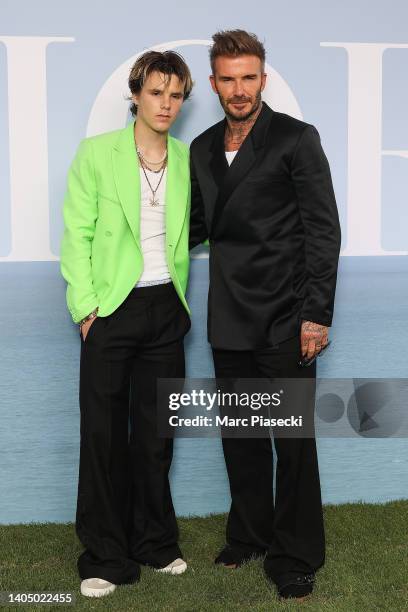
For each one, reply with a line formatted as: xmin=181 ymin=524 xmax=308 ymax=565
xmin=136 ymin=145 xmax=167 ymax=166
xmin=137 ymin=152 xmax=167 ymax=207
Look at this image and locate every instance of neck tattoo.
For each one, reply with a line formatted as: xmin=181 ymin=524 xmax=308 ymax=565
xmin=224 ymin=104 xmax=262 ymax=151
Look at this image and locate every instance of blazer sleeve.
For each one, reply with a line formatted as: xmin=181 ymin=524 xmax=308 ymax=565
xmin=189 ymin=147 xmax=209 ymax=250
xmin=60 ymin=139 xmax=99 ymax=324
xmin=291 ymin=125 xmax=341 ymax=327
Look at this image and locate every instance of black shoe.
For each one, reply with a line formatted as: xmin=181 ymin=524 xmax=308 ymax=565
xmin=214 ymin=545 xmax=264 ymax=568
xmin=277 ymin=573 xmax=315 ymax=600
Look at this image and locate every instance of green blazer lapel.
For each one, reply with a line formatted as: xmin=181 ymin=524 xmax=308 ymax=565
xmin=112 ymin=121 xmax=141 ymax=245
xmin=165 ymin=136 xmax=188 ymax=253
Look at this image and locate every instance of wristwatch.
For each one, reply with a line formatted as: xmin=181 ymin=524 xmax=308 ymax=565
xmin=79 ymin=308 xmax=99 ymax=328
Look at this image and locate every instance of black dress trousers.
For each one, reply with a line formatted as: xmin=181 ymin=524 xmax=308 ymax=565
xmin=212 ymin=335 xmax=325 ymax=583
xmin=76 ymin=282 xmax=191 ymax=584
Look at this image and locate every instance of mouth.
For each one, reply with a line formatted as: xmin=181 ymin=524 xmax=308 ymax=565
xmin=229 ymin=100 xmax=250 ymax=109
xmin=157 ymin=114 xmax=171 ymax=120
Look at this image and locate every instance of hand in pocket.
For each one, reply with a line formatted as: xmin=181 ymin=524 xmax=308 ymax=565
xmin=81 ymin=317 xmax=98 ymax=342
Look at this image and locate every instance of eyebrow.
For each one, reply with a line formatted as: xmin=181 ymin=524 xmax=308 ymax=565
xmin=147 ymin=87 xmax=184 ymax=93
xmin=218 ymin=73 xmax=258 ymax=79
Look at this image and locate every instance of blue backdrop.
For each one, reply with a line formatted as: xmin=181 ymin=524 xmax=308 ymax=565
xmin=0 ymin=0 xmax=407 ymax=523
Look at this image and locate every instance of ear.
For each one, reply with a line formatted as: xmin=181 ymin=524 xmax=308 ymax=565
xmin=209 ymin=74 xmax=218 ymax=94
xmin=131 ymin=93 xmax=139 ymax=107
xmin=260 ymin=72 xmax=267 ymax=92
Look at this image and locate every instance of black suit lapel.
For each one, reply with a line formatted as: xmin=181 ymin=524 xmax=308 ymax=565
xmin=210 ymin=102 xmax=275 ymax=233
xmin=209 ymin=119 xmax=229 ymax=189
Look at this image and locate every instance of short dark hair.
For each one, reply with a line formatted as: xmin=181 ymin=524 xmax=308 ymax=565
xmin=210 ymin=29 xmax=266 ymax=74
xmin=128 ymin=50 xmax=193 ymax=116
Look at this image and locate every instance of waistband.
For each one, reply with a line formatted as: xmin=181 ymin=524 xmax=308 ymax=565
xmin=129 ymin=280 xmax=176 ymax=297
xmin=135 ymin=278 xmax=172 ymax=288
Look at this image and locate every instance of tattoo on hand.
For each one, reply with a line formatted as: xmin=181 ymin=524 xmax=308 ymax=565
xmin=301 ymin=320 xmax=329 ymax=357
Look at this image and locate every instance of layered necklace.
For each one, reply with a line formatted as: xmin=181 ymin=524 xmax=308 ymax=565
xmin=136 ymin=145 xmax=168 ymax=207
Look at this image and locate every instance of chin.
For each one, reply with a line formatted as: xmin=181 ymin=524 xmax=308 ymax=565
xmin=153 ymin=124 xmax=170 ymax=134
xmin=228 ymin=110 xmax=251 ymax=122
xmin=231 ymin=108 xmax=248 ymax=118
xmin=228 ymin=102 xmax=259 ymax=122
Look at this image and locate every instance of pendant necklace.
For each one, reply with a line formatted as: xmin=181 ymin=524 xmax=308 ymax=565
xmin=136 ymin=147 xmax=167 ymax=207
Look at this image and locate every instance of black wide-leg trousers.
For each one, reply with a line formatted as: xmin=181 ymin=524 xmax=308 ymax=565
xmin=76 ymin=282 xmax=190 ymax=584
xmin=212 ymin=335 xmax=325 ymax=584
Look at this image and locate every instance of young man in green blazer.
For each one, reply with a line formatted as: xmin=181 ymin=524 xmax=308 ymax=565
xmin=60 ymin=51 xmax=193 ymax=598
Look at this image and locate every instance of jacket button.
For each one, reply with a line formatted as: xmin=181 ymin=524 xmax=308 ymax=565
xmin=105 ymin=230 xmax=112 ymax=237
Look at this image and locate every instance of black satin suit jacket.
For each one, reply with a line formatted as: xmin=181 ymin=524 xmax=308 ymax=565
xmin=189 ymin=102 xmax=341 ymax=350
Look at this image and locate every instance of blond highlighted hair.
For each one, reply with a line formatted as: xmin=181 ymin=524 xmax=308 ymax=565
xmin=128 ymin=50 xmax=193 ymax=116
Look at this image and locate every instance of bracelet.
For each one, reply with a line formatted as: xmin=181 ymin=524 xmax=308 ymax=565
xmin=79 ymin=308 xmax=99 ymax=327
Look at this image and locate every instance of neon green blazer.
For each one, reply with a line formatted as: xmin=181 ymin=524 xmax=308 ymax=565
xmin=60 ymin=122 xmax=191 ymax=323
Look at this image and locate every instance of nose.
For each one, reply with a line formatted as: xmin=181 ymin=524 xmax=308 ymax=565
xmin=161 ymin=95 xmax=171 ymax=110
xmin=233 ymin=80 xmax=245 ymax=97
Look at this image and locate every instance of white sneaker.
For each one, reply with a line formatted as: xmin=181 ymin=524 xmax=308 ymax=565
xmin=80 ymin=577 xmax=116 ymax=597
xmin=156 ymin=558 xmax=187 ymax=575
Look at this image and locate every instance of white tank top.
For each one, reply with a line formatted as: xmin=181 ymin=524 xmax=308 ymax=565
xmin=135 ymin=166 xmax=171 ymax=285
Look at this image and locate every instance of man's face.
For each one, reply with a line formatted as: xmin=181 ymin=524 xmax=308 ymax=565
xmin=132 ymin=71 xmax=185 ymax=133
xmin=210 ymin=55 xmax=266 ymax=121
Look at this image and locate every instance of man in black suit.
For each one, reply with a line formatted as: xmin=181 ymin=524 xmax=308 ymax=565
xmin=189 ymin=30 xmax=341 ymax=600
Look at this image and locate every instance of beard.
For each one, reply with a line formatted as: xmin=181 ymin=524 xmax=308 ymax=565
xmin=220 ymin=88 xmax=263 ymax=122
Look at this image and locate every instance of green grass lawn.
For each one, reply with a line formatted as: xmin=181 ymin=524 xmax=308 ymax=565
xmin=0 ymin=501 xmax=407 ymax=611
